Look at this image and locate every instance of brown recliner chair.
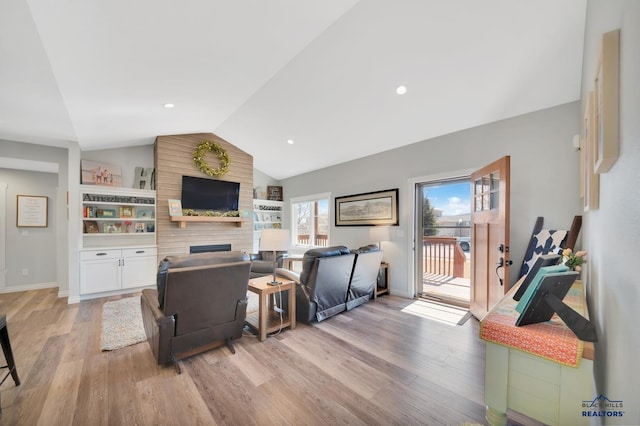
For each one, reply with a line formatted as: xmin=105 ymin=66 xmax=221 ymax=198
xmin=140 ymin=251 xmax=251 ymax=372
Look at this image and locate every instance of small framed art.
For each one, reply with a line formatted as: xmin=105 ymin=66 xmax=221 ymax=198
xmin=137 ymin=209 xmax=153 ymax=219
xmin=16 ymin=195 xmax=48 ymax=227
xmin=119 ymin=206 xmax=134 ymax=218
xmin=84 ymin=220 xmax=100 ymax=234
xmin=168 ymin=199 xmax=182 ymax=217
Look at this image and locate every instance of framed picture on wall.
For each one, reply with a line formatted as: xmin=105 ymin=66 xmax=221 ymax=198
xmin=335 ymin=188 xmax=399 ymax=226
xmin=16 ymin=195 xmax=48 ymax=227
xmin=593 ymin=29 xmax=620 ymax=173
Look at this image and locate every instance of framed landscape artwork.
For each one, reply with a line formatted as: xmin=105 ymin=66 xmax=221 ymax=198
xmin=335 ymin=188 xmax=399 ymax=226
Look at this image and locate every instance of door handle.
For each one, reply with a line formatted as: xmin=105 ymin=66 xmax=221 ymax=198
xmin=495 ymin=257 xmax=513 ymax=286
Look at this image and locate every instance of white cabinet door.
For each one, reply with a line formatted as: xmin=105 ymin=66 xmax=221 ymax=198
xmin=80 ymin=250 xmax=121 ymax=294
xmin=121 ymin=248 xmax=157 ymax=289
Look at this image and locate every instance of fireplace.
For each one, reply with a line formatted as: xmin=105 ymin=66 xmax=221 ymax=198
xmin=190 ymin=244 xmax=231 ymax=254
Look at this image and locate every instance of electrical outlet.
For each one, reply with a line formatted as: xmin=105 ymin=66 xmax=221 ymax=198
xmin=22 ymin=268 xmax=29 ymax=276
xmin=274 ymin=306 xmax=284 ymax=314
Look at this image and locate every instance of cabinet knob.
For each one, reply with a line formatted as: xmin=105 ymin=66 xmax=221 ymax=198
xmin=96 ymin=252 xmax=107 ymax=256
xmin=136 ymin=250 xmax=145 ymax=254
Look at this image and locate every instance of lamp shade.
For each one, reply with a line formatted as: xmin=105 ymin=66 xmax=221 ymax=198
xmin=259 ymin=228 xmax=291 ymax=251
xmin=369 ymin=226 xmax=390 ymax=243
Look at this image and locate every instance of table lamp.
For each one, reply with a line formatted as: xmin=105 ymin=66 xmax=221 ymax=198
xmin=259 ymin=228 xmax=291 ymax=285
xmin=369 ymin=226 xmax=390 ymax=250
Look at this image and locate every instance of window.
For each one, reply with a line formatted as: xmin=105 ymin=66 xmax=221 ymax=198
xmin=291 ymin=193 xmax=330 ymax=248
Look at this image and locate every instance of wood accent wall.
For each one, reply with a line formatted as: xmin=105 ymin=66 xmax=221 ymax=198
xmin=155 ymin=133 xmax=253 ymax=260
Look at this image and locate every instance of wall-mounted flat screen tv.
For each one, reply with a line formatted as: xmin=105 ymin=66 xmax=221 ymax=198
xmin=181 ymin=175 xmax=240 ymax=212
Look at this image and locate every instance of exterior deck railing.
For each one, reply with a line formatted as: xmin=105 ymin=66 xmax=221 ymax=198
xmin=423 ymin=236 xmax=465 ymax=278
xmin=296 ymin=234 xmax=329 ymax=247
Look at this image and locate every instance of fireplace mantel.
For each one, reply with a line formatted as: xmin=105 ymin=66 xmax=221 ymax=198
xmin=170 ymin=216 xmax=248 ymax=229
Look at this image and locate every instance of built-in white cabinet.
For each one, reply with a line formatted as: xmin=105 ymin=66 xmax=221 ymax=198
xmin=81 ymin=185 xmax=156 ymax=239
xmin=253 ymin=199 xmax=283 ymax=252
xmin=80 ymin=247 xmax=157 ymax=295
xmin=79 ymin=185 xmax=157 ymax=298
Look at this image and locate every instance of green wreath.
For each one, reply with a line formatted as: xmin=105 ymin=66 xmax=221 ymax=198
xmin=193 ymin=140 xmax=230 ymax=177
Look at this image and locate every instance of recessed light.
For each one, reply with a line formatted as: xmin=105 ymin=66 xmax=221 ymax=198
xmin=396 ymin=85 xmax=407 ymax=95
xmin=287 ymin=139 xmax=294 ymax=145
xmin=163 ymin=103 xmax=175 ymax=109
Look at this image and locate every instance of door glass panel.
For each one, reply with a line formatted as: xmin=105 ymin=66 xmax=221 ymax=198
xmin=490 ymin=192 xmax=499 ymax=209
xmin=482 ymin=176 xmax=490 ymax=192
xmin=482 ymin=194 xmax=490 ymax=210
xmin=475 ymin=195 xmax=482 ymax=211
xmin=491 ymin=172 xmax=500 ymax=190
xmin=474 ymin=179 xmax=482 ymax=195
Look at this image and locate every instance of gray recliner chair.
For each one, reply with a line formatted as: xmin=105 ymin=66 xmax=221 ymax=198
xmin=279 ymin=246 xmax=356 ymax=323
xmin=140 ymin=251 xmax=251 ymax=372
xmin=347 ymin=245 xmax=384 ymax=310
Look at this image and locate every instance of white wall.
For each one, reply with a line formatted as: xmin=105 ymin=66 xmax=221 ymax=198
xmin=281 ymin=102 xmax=582 ymax=298
xmin=582 ymin=1 xmax=640 ymax=423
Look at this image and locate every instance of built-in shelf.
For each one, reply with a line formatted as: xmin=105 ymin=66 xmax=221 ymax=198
xmin=170 ymin=216 xmax=248 ymax=229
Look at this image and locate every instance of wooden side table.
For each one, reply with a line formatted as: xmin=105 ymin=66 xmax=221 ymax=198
xmin=245 ymin=275 xmax=296 ymax=341
xmin=282 ymin=255 xmax=304 ymax=271
xmin=375 ymin=262 xmax=390 ymax=298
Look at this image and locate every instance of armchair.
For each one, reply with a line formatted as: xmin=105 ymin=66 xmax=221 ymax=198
xmin=140 ymin=251 xmax=251 ymax=371
xmin=249 ymin=250 xmax=287 ymax=278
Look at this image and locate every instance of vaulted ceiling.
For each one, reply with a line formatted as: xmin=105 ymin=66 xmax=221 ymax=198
xmin=1 ymin=1 xmax=587 ymax=179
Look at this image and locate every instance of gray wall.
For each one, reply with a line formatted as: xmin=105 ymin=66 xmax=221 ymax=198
xmin=0 ymin=169 xmax=58 ymax=287
xmin=582 ymin=1 xmax=640 ymax=423
xmin=281 ymin=102 xmax=582 ymax=298
xmin=0 ymin=139 xmax=69 ymax=294
xmin=253 ymin=168 xmax=280 ymax=199
xmin=82 ymin=144 xmax=154 ymax=189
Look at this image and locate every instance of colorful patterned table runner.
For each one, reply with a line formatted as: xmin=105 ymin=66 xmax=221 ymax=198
xmin=480 ymin=281 xmax=585 ymax=367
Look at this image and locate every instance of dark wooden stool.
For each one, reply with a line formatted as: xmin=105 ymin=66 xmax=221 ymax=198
xmin=0 ymin=315 xmax=20 ymax=411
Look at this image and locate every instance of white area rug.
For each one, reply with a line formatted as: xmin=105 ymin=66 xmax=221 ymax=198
xmin=246 ymin=292 xmax=259 ymax=314
xmin=100 ymin=296 xmax=146 ymax=351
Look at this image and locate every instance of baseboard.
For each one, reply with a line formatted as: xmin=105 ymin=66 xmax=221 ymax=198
xmin=0 ymin=281 xmax=58 ymax=294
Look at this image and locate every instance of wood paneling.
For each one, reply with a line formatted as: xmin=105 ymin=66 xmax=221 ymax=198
xmin=155 ymin=133 xmax=253 ymax=260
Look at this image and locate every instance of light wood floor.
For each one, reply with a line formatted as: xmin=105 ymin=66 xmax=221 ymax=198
xmin=0 ymin=288 xmax=489 ymax=425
